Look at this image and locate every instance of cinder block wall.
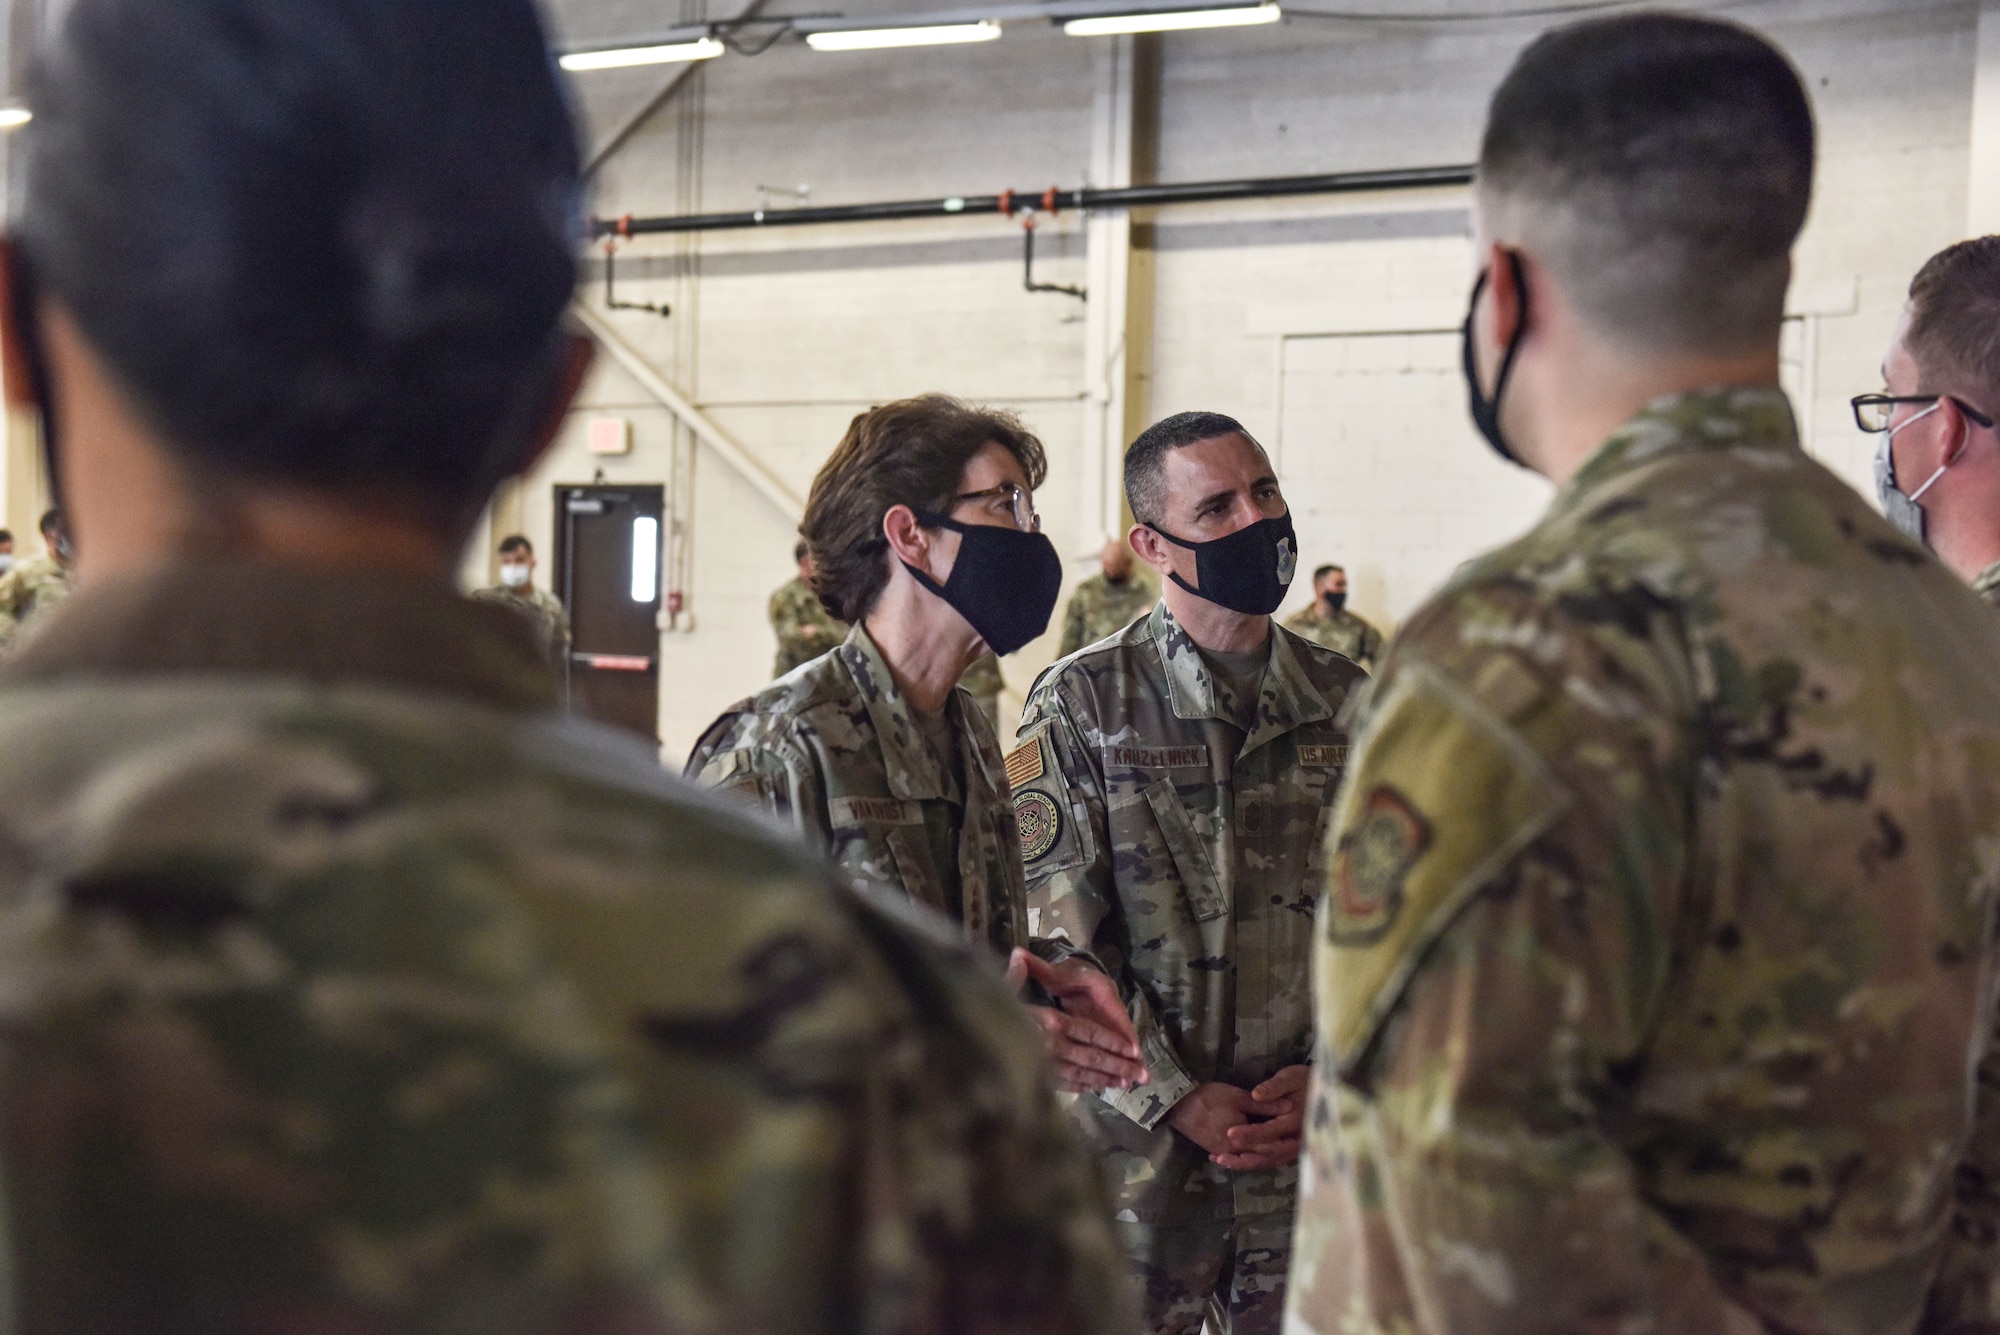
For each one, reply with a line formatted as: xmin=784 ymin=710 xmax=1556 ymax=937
xmin=510 ymin=0 xmax=1976 ymax=763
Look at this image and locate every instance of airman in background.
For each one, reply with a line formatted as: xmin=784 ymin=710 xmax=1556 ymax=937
xmin=469 ymin=532 xmax=570 ymax=677
xmin=1057 ymin=537 xmax=1157 ymax=657
xmin=0 ymin=2 xmax=1135 ymax=1329
xmin=0 ymin=508 xmax=72 ymax=646
xmin=1280 ymin=563 xmax=1382 ymax=669
xmin=1014 ymin=410 xmax=1366 ymax=1335
xmin=1856 ymin=238 xmax=2000 ymax=1324
xmin=1856 ymin=236 xmax=2000 ymax=609
xmin=768 ymin=538 xmax=845 ymax=676
xmin=1289 ymin=15 xmax=2000 ymax=1334
xmin=0 ymin=529 xmax=15 ymax=579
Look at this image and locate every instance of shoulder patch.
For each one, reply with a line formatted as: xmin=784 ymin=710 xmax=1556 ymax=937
xmin=1327 ymin=787 xmax=1429 ymax=945
xmin=1005 ymin=736 xmax=1046 ymax=790
xmin=1317 ymin=660 xmax=1572 ymax=1080
xmin=1014 ymin=790 xmax=1064 ymax=862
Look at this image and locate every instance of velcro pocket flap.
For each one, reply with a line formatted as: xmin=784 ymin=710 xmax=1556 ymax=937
xmin=1144 ymin=778 xmax=1227 ymax=922
xmin=1317 ymin=660 xmax=1571 ymax=1081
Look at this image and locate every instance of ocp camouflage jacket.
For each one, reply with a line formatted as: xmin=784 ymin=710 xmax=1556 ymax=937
xmin=687 ymin=623 xmax=1030 ymax=959
xmin=1013 ymin=603 xmax=1366 ymax=1224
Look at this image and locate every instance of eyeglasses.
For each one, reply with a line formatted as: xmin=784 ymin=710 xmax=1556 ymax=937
xmin=954 ymin=481 xmax=1041 ymax=533
xmin=1851 ymin=393 xmax=1996 ymax=433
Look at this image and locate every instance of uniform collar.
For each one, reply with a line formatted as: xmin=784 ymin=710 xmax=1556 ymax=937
xmin=1 ymin=560 xmax=558 ymax=712
xmin=1150 ymin=603 xmax=1334 ymax=752
xmin=1552 ymin=386 xmax=1800 ymax=519
xmin=838 ymin=622 xmax=964 ymax=803
xmin=1974 ymin=560 xmax=2000 ymax=607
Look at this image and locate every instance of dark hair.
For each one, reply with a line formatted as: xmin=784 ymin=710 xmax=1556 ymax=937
xmin=803 ymin=395 xmax=1047 ymax=623
xmin=1124 ymin=411 xmax=1253 ymax=526
xmin=1906 ymin=238 xmax=2000 ymax=417
xmin=16 ymin=0 xmax=583 ymax=522
xmin=39 ymin=509 xmax=62 ymax=537
xmin=1479 ymin=13 xmax=1813 ymax=352
xmin=793 ymin=539 xmax=810 ymax=565
xmin=498 ymin=534 xmax=533 ymax=557
xmin=0 ymin=531 xmax=13 ymax=545
xmin=1314 ymin=564 xmax=1343 ymax=581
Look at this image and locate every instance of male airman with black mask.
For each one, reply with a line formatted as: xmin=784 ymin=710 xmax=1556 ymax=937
xmin=1009 ymin=410 xmax=1367 ymax=1335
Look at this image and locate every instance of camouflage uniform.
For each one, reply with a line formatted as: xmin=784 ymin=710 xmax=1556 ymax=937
xmin=686 ymin=623 xmax=1032 ymax=960
xmin=961 ymin=651 xmax=1007 ymax=739
xmin=1973 ymin=558 xmax=2000 ymax=607
xmin=0 ymin=560 xmax=1133 ymax=1335
xmin=1058 ymin=572 xmax=1158 ymax=658
xmin=0 ymin=552 xmax=70 ymax=645
xmin=769 ymin=575 xmax=845 ymax=678
xmin=1013 ymin=604 xmax=1366 ymax=1334
xmin=1289 ymin=388 xmax=2000 ymax=1335
xmin=1281 ymin=601 xmax=1383 ymax=669
xmin=468 ymin=583 xmax=570 ymax=683
xmin=1935 ymin=555 xmax=2000 ymax=1330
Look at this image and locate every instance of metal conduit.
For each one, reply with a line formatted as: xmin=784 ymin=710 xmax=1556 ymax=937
xmin=591 ymin=163 xmax=1474 ymax=237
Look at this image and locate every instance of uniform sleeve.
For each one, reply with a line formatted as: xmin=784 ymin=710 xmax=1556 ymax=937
xmin=1013 ymin=683 xmax=1198 ymax=1130
xmin=685 ymin=715 xmax=835 ymax=858
xmin=1056 ymin=596 xmax=1086 ymax=659
xmin=1928 ymin=1037 xmax=2000 ymax=1330
xmin=1291 ymin=615 xmax=1757 ymax=1333
xmin=1360 ymin=620 xmax=1384 ymax=667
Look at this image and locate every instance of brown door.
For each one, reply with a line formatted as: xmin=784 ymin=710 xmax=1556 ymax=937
xmin=554 ymin=484 xmax=664 ymax=742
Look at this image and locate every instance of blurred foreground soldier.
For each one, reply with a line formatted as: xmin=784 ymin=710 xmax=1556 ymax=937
xmin=1013 ymin=411 xmax=1366 ymax=1335
xmin=1856 ymin=237 xmax=2000 ymax=607
xmin=1057 ymin=537 xmax=1156 ymax=656
xmin=688 ymin=396 xmax=1149 ymax=1094
xmin=1280 ymin=563 xmax=1381 ymax=669
xmin=0 ymin=507 xmax=71 ymax=644
xmin=960 ymin=649 xmax=1006 ymax=735
xmin=469 ymin=533 xmax=569 ymax=675
xmin=769 ymin=538 xmax=844 ymax=676
xmin=1288 ymin=15 xmax=2000 ymax=1335
xmin=0 ymin=3 xmax=1132 ymax=1331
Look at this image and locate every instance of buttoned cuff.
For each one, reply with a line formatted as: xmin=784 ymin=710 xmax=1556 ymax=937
xmin=1101 ymin=1028 xmax=1198 ymax=1131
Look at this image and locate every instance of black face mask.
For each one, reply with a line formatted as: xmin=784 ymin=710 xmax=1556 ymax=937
xmin=903 ymin=514 xmax=1064 ymax=657
xmin=1461 ymin=251 xmax=1529 ymax=467
xmin=1147 ymin=511 xmax=1297 ymax=617
xmin=1322 ymin=591 xmax=1347 ymax=614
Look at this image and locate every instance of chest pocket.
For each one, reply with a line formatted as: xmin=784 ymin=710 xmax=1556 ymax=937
xmin=1144 ymin=779 xmax=1227 ymax=922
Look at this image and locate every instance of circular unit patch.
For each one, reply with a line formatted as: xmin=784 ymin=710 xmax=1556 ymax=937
xmin=1014 ymin=790 xmax=1063 ymax=862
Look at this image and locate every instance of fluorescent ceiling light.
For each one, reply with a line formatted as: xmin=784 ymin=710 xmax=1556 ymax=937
xmin=0 ymin=108 xmax=30 ymax=130
xmin=1063 ymin=3 xmax=1277 ymax=35
xmin=806 ymin=21 xmax=1001 ymax=50
xmin=560 ymin=38 xmax=724 ymax=71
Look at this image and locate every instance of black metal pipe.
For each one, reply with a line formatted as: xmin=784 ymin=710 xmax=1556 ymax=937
xmin=592 ymin=163 xmax=1473 ymax=237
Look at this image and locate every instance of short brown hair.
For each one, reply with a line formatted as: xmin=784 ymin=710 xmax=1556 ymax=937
xmin=1907 ymin=237 xmax=2000 ymax=416
xmin=803 ymin=395 xmax=1047 ymax=623
xmin=1478 ymin=13 xmax=1812 ymax=354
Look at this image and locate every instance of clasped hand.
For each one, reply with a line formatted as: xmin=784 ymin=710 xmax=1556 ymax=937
xmin=1164 ymin=1065 xmax=1309 ymax=1171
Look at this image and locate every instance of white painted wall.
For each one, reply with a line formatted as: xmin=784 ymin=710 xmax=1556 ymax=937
xmin=507 ymin=0 xmax=1980 ymax=763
